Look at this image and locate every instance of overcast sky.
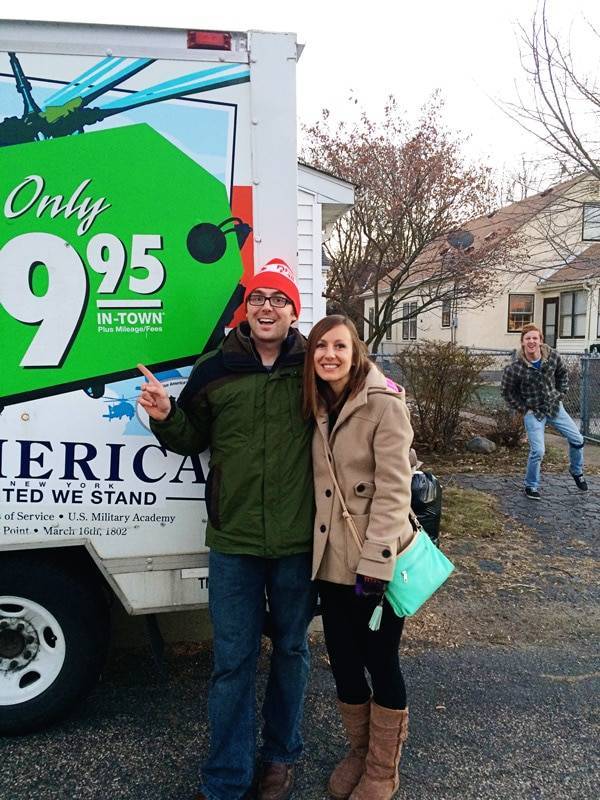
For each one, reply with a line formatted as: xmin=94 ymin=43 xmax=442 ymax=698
xmin=3 ymin=0 xmax=599 ymax=181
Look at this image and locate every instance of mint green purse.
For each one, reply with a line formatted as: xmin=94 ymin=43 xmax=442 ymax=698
xmin=383 ymin=522 xmax=454 ymax=617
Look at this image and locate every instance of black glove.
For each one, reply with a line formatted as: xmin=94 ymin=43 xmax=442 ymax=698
xmin=355 ymin=574 xmax=387 ymax=597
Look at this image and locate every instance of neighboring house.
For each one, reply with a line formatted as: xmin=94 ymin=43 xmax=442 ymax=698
xmin=297 ymin=162 xmax=354 ymax=333
xmin=364 ymin=175 xmax=600 ymax=353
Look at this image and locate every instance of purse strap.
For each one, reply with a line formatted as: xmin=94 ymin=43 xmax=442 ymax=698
xmin=321 ymin=426 xmax=420 ymax=551
xmin=321 ymin=431 xmax=364 ymax=551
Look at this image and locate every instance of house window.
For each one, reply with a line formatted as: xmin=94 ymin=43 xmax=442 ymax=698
xmin=583 ymin=203 xmax=600 ymax=241
xmin=402 ymin=302 xmax=417 ymax=341
xmin=368 ymin=307 xmax=374 ymax=339
xmin=385 ymin=324 xmax=392 ymax=341
xmin=507 ymin=294 xmax=534 ymax=332
xmin=560 ymin=290 xmax=586 ymax=338
xmin=441 ymin=298 xmax=451 ymax=328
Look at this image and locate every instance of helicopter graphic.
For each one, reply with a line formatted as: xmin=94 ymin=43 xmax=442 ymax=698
xmin=0 ymin=51 xmax=250 ymax=146
xmin=101 ymin=394 xmax=137 ymax=422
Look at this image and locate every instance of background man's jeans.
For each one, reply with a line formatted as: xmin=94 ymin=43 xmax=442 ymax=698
xmin=524 ymin=403 xmax=584 ymax=490
xmin=199 ymin=551 xmax=317 ymax=800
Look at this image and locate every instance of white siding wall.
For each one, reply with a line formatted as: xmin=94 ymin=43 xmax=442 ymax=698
xmin=366 ymin=277 xmax=539 ymax=354
xmin=296 ymin=188 xmax=324 ymax=334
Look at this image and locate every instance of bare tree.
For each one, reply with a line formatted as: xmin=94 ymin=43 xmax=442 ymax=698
xmin=497 ymin=156 xmax=551 ymax=206
xmin=302 ymin=94 xmax=506 ymax=350
xmin=512 ymin=0 xmax=600 ymax=180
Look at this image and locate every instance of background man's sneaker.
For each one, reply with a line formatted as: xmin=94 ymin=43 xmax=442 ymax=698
xmin=525 ymin=487 xmax=541 ymax=500
xmin=573 ymin=474 xmax=588 ymax=491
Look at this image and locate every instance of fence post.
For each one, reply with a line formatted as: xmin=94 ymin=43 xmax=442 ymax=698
xmin=580 ymin=355 xmax=589 ymax=437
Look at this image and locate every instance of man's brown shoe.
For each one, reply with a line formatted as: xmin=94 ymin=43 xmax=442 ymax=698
xmin=257 ymin=762 xmax=294 ymax=800
xmin=195 ymin=789 xmax=254 ymax=799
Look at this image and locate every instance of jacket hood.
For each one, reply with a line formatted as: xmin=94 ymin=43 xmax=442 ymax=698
xmin=518 ymin=342 xmax=552 ymax=366
xmin=321 ymin=365 xmax=401 ymax=437
xmin=341 ymin=365 xmax=390 ymax=411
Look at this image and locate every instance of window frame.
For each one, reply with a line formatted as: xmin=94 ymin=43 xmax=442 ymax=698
xmin=409 ymin=302 xmax=417 ymax=340
xmin=559 ymin=290 xmax=587 ymax=339
xmin=401 ymin=303 xmax=410 ymax=340
xmin=402 ymin=301 xmax=417 ymax=340
xmin=441 ymin=298 xmax=451 ymax=328
xmin=507 ymin=293 xmax=535 ymax=333
xmin=582 ymin=203 xmax=600 ymax=241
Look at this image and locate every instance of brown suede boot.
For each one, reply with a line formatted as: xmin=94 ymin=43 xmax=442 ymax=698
xmin=328 ymin=699 xmax=371 ymax=799
xmin=349 ymin=702 xmax=409 ymax=800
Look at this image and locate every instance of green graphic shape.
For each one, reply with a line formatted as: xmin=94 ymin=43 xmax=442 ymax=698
xmin=0 ymin=124 xmax=243 ymax=404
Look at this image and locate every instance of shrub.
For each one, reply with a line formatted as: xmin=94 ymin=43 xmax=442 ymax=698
xmin=486 ymin=407 xmax=525 ymax=448
xmin=395 ymin=341 xmax=493 ymax=451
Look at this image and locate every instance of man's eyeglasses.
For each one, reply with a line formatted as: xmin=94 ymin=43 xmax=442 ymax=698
xmin=247 ymin=293 xmax=291 ymax=308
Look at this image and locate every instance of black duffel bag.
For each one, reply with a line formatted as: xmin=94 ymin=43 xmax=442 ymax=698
xmin=411 ymin=470 xmax=442 ymax=546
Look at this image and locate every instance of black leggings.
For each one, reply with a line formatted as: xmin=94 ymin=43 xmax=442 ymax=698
xmin=317 ymin=580 xmax=407 ymax=710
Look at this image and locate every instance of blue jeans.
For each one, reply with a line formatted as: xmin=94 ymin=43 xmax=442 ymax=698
xmin=524 ymin=403 xmax=584 ymax=490
xmin=199 ymin=550 xmax=317 ymax=800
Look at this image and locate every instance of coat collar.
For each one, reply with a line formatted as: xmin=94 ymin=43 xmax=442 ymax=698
xmin=317 ymin=366 xmax=389 ymax=440
xmin=222 ymin=323 xmax=307 ymax=372
xmin=518 ymin=342 xmax=552 ymax=368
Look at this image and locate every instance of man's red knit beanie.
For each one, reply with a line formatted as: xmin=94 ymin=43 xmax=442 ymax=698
xmin=243 ymin=258 xmax=301 ymax=317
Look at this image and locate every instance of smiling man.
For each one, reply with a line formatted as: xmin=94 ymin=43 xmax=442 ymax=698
xmin=501 ymin=323 xmax=587 ymax=499
xmin=138 ymin=259 xmax=316 ymax=800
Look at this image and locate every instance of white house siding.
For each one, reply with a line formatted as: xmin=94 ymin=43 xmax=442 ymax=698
xmin=296 ymin=187 xmax=324 ymax=334
xmin=366 ymin=272 xmax=540 ymax=354
xmin=296 ymin=163 xmax=354 ymax=335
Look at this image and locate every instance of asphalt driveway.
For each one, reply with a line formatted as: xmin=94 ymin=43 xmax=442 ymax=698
xmin=1 ymin=472 xmax=598 ymax=800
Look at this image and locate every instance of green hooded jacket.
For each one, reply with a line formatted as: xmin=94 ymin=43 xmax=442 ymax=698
xmin=150 ymin=323 xmax=314 ymax=557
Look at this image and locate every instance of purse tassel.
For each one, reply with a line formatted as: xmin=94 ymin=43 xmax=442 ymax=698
xmin=368 ymin=599 xmax=384 ymax=631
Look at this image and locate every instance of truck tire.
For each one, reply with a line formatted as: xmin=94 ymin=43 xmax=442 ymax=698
xmin=0 ymin=552 xmax=110 ymax=735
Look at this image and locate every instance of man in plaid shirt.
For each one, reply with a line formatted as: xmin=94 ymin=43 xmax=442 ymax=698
xmin=501 ymin=323 xmax=587 ymax=499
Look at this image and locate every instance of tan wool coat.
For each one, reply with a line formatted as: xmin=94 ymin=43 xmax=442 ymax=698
xmin=312 ymin=366 xmax=414 ymax=585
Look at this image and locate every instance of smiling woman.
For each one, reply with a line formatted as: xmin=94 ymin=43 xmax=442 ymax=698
xmin=303 ymin=313 xmax=415 ymax=800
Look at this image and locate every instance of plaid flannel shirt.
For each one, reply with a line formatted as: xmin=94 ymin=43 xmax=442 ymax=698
xmin=501 ymin=345 xmax=569 ymax=421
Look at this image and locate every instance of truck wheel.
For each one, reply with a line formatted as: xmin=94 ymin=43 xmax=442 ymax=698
xmin=0 ymin=553 xmax=110 ymax=735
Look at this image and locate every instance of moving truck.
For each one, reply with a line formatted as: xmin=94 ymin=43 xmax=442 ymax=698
xmin=0 ymin=18 xmax=305 ymax=733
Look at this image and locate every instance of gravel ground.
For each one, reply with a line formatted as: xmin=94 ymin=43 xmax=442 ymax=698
xmin=1 ymin=637 xmax=597 ymax=800
xmin=1 ymin=472 xmax=598 ymax=800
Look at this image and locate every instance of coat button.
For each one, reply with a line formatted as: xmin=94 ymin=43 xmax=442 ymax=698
xmin=382 ymin=548 xmax=391 ymax=558
xmin=325 ymin=489 xmax=332 ymax=497
xmin=320 ymin=524 xmax=327 ymax=533
xmin=356 ymin=484 xmax=365 ymax=492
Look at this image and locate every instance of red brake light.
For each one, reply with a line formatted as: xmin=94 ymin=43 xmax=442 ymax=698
xmin=187 ymin=31 xmax=232 ymax=51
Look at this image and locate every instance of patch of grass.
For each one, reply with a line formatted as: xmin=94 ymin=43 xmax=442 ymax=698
xmin=424 ymin=445 xmax=528 ymax=476
xmin=543 ymin=444 xmax=567 ymax=466
xmin=440 ymin=485 xmax=506 ymax=539
xmin=421 ymin=440 xmax=600 ymax=477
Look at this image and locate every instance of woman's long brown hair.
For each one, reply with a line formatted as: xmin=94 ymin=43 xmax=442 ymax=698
xmin=303 ymin=315 xmax=372 ymax=419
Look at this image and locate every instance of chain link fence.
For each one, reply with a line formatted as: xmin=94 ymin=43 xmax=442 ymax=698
xmin=372 ymin=348 xmax=600 ymax=443
xmin=580 ymin=354 xmax=600 ymax=441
